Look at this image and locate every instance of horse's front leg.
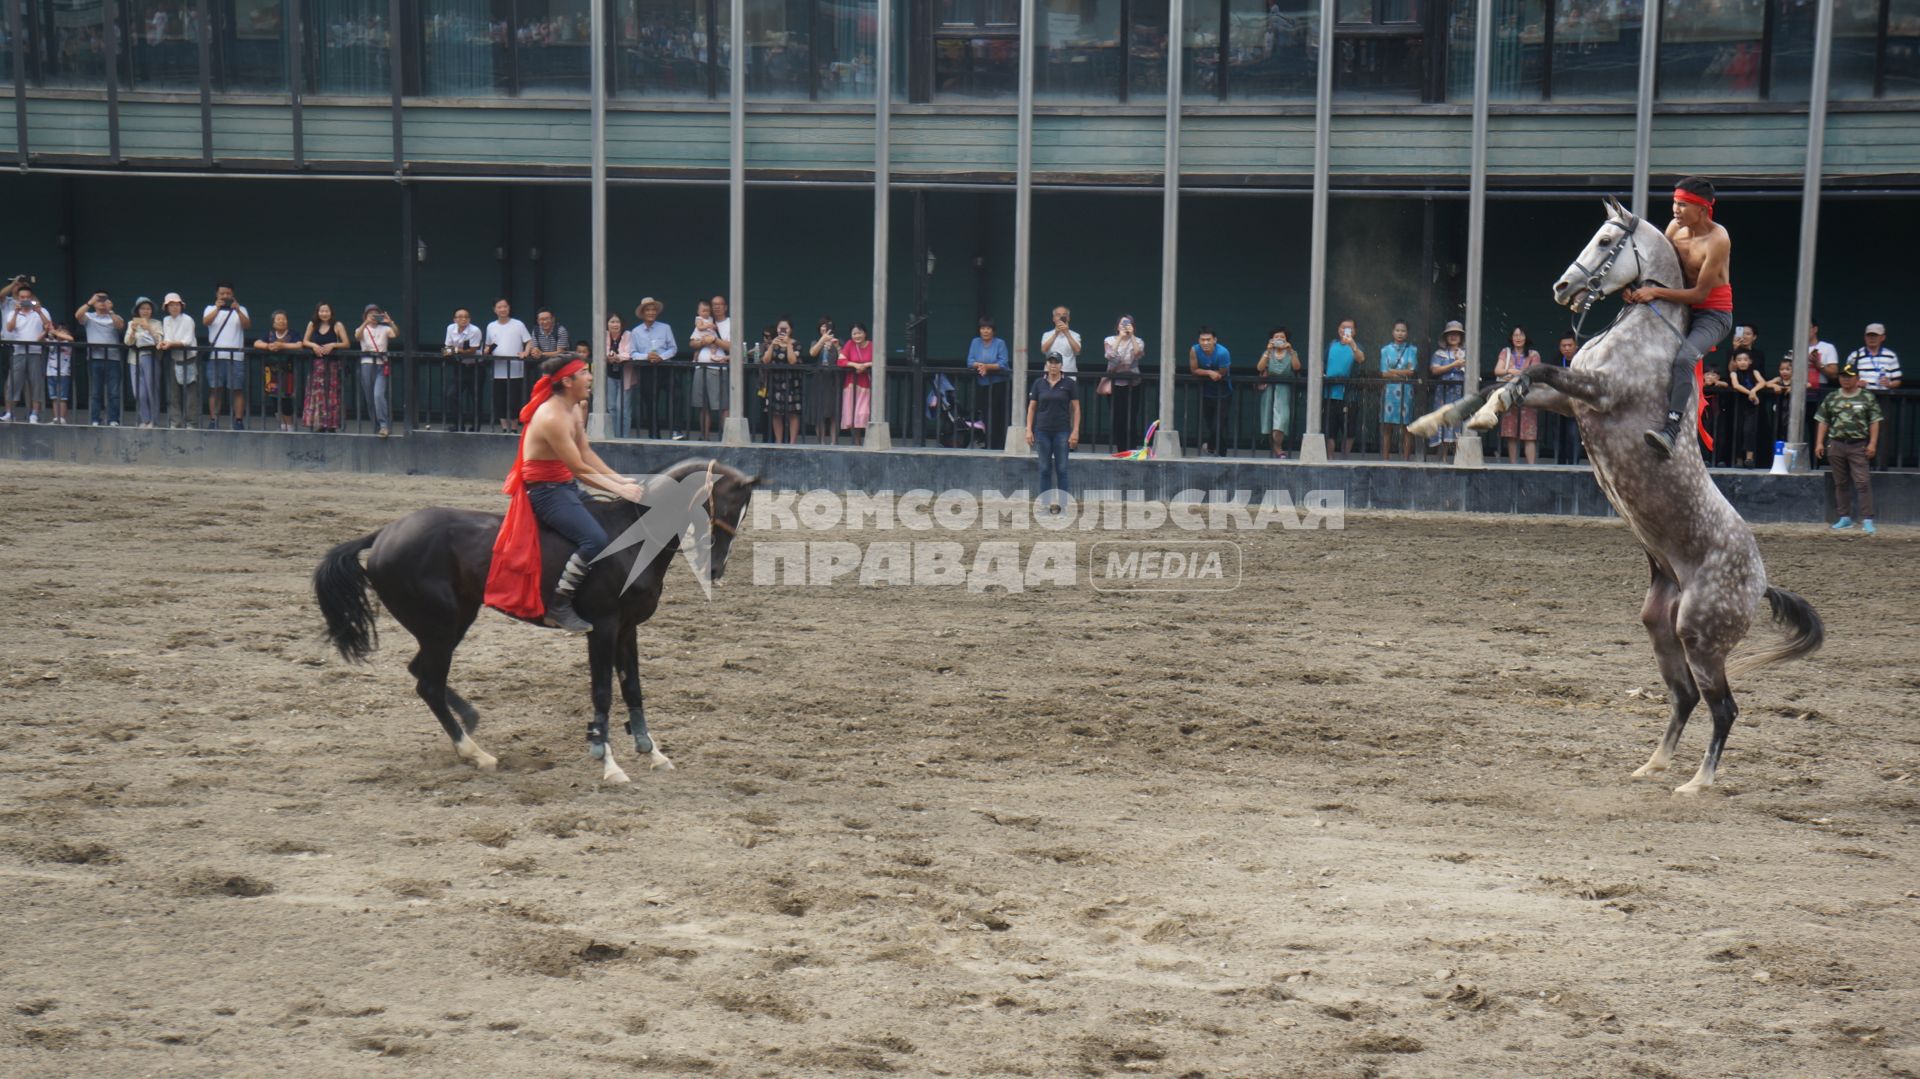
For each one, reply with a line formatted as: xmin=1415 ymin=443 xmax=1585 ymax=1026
xmin=586 ymin=624 xmax=629 ymax=784
xmin=1407 ymin=390 xmax=1489 ymax=441
xmin=617 ymin=620 xmax=674 ymax=771
xmin=1466 ymin=365 xmax=1609 ymax=430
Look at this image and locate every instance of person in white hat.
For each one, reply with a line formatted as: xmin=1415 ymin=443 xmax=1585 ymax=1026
xmin=1426 ymin=320 xmax=1469 ymax=462
xmin=1845 ymin=323 xmax=1901 ymax=392
xmin=159 ymin=292 xmax=200 ymax=428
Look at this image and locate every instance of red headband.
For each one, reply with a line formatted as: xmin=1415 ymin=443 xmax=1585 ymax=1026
xmin=518 ymin=359 xmax=590 ymax=426
xmin=1673 ymin=189 xmax=1714 ymax=216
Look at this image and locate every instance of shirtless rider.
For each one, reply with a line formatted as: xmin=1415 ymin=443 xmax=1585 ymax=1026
xmin=1624 ymin=175 xmax=1734 ymax=460
xmin=485 ymin=354 xmax=643 ymax=633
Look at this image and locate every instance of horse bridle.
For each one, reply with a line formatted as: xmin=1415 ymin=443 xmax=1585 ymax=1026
xmin=703 ymin=459 xmax=738 ymax=538
xmin=1568 ymin=210 xmax=1648 ymax=342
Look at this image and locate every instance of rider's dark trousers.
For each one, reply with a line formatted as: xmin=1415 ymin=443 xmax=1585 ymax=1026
xmin=1664 ymin=308 xmax=1733 ymax=422
xmin=528 ymin=481 xmax=608 ymax=561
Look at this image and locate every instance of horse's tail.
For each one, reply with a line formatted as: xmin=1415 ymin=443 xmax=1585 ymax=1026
xmin=314 ymin=531 xmax=382 ymax=664
xmin=1727 ymin=585 xmax=1824 ymax=678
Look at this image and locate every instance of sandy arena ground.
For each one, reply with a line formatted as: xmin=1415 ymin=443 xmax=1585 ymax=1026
xmin=1 ymin=461 xmax=1916 ymax=1078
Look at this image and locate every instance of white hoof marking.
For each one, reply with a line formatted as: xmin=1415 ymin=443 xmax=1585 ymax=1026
xmin=649 ymin=749 xmax=676 ymax=771
xmin=456 ymin=736 xmax=498 ymax=772
xmin=600 ymin=742 xmax=631 ymax=784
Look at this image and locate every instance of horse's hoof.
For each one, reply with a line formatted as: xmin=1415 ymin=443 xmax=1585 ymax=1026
xmin=1672 ymin=780 xmax=1709 ymax=796
xmin=649 ymin=751 xmax=676 ymax=771
xmin=604 ymin=767 xmax=632 ymax=785
xmin=473 ymin=753 xmax=499 ymax=773
xmin=1630 ymin=761 xmax=1667 ymax=778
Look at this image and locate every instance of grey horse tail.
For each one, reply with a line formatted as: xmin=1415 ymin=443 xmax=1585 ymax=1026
xmin=1726 ymin=586 xmax=1824 ymax=678
xmin=314 ymin=531 xmax=383 ymax=663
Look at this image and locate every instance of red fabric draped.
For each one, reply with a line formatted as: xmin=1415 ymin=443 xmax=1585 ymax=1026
xmin=484 ymin=361 xmax=587 ymax=619
xmin=1695 ymin=358 xmax=1714 ymax=452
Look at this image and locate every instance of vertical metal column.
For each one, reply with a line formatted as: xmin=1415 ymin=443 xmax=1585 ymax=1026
xmin=104 ymin=0 xmax=120 ymax=162
xmin=1297 ymin=0 xmax=1335 ymax=464
xmin=8 ymin=0 xmax=24 ymax=164
xmin=389 ymin=0 xmax=404 ymax=172
xmin=401 ymin=181 xmax=418 ymax=430
xmin=1457 ymin=0 xmax=1492 ymax=468
xmin=867 ymin=0 xmax=894 ymax=449
xmin=196 ymin=0 xmax=213 ymax=163
xmin=1153 ymin=0 xmax=1186 ymax=459
xmin=721 ymin=0 xmax=751 ymax=444
xmin=1787 ymin=0 xmax=1836 ymax=468
xmin=1005 ymin=0 xmax=1035 ymax=455
xmin=1631 ymin=0 xmax=1662 ymax=217
xmin=289 ymin=0 xmax=304 ymax=167
xmin=588 ymin=0 xmax=609 ymax=437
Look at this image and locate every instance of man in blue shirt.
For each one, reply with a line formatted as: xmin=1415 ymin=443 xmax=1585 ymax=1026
xmin=968 ymin=318 xmax=1011 ymax=449
xmin=628 ymin=297 xmax=677 ymax=439
xmin=1189 ymin=326 xmax=1233 ymax=456
xmin=1325 ymin=318 xmax=1365 ymax=457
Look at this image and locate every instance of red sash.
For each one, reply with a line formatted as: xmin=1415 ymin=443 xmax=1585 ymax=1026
xmin=483 ymin=361 xmax=586 ymax=619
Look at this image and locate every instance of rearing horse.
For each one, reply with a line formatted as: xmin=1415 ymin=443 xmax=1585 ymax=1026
xmin=1409 ymin=198 xmax=1822 ymax=794
xmin=313 ymin=458 xmax=759 ymax=784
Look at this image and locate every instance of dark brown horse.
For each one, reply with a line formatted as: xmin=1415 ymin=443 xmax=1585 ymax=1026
xmin=313 ymin=459 xmax=759 ymax=782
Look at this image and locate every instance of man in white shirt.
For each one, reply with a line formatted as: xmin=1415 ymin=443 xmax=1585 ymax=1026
xmin=158 ymin=292 xmax=200 ymax=428
xmin=1 ymin=275 xmax=49 ymax=423
xmin=440 ymin=306 xmax=484 ymax=431
xmin=484 ymin=298 xmax=534 ymax=433
xmin=201 ymin=282 xmax=252 ymax=430
xmin=691 ymin=293 xmax=732 ymax=441
xmin=1846 ymin=323 xmax=1902 ymax=391
xmin=1042 ymin=305 xmax=1081 ymax=374
xmin=1807 ymin=320 xmax=1839 ymax=385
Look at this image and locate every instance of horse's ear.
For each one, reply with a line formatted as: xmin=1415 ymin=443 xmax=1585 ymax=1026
xmin=1601 ymin=195 xmax=1622 ymax=221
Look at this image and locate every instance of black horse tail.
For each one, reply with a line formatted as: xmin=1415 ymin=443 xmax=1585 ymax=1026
xmin=1727 ymin=586 xmax=1825 ymax=678
xmin=314 ymin=531 xmax=382 ymax=664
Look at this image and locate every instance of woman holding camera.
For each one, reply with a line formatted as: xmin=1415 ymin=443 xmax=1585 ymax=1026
xmin=807 ymin=317 xmax=840 ymax=445
xmin=762 ymin=317 xmax=805 ymax=444
xmin=1256 ymin=327 xmax=1300 ymax=458
xmin=355 ymin=303 xmax=399 ymax=438
xmin=1102 ymin=315 xmax=1145 ymax=451
xmin=123 ymin=297 xmax=163 ymax=428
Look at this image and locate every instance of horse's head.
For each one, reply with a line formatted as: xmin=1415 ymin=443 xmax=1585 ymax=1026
xmin=1553 ymin=196 xmax=1650 ymax=311
xmin=699 ymin=461 xmax=760 ymax=583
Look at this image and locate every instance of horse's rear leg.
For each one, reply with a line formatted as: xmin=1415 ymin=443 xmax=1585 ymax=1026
xmin=1631 ymin=567 xmax=1701 ymax=779
xmin=1408 ymin=391 xmax=1488 ymax=440
xmin=1670 ymin=590 xmax=1745 ymax=795
xmin=1674 ymin=655 xmax=1737 ymax=795
xmin=410 ymin=642 xmax=495 ymax=771
xmin=616 ymin=621 xmax=674 ymax=771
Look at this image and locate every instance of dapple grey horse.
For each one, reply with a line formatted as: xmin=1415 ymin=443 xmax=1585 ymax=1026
xmin=1408 ymin=198 xmax=1823 ymax=794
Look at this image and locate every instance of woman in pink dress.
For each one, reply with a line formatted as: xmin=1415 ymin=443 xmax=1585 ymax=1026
xmin=837 ymin=321 xmax=873 ymax=445
xmin=1495 ymin=325 xmax=1542 ymax=465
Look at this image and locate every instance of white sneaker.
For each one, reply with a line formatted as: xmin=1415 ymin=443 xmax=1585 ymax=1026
xmin=109 ymin=421 xmax=120 ymax=427
xmin=0 ymin=411 xmax=10 ymax=422
xmin=28 ymin=412 xmax=40 ymax=424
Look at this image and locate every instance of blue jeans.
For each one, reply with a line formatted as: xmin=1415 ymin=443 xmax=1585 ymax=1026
xmin=1034 ymin=429 xmax=1071 ymax=506
xmin=527 ymin=481 xmax=608 ymax=560
xmin=604 ymin=373 xmax=630 ymax=437
xmin=88 ymin=359 xmax=121 ymax=424
xmin=356 ymin=362 xmax=390 ymax=429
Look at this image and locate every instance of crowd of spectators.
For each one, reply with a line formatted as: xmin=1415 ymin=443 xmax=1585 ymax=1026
xmin=0 ymin=274 xmax=1905 ymax=481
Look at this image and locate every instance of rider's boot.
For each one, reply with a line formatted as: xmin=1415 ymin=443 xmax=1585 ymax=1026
xmin=1643 ymin=411 xmax=1684 ymax=460
xmin=545 ymin=552 xmax=594 ymax=634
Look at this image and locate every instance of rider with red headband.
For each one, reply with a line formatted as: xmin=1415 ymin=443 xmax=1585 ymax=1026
xmin=1624 ymin=175 xmax=1734 ymax=459
xmin=485 ymin=354 xmax=642 ymax=633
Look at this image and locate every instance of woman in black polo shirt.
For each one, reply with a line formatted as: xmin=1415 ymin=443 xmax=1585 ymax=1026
xmin=1026 ymin=352 xmax=1081 ymax=515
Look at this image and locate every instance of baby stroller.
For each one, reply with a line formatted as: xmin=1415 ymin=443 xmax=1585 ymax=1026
xmin=926 ymin=373 xmax=987 ymax=449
